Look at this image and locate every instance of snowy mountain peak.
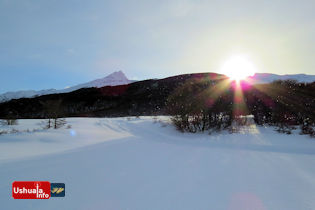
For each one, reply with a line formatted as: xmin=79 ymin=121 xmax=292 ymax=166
xmin=106 ymin=70 xmax=128 ymax=80
xmin=0 ymin=71 xmax=132 ymax=103
xmin=87 ymin=71 xmax=130 ymax=88
xmin=65 ymin=71 xmax=131 ymax=91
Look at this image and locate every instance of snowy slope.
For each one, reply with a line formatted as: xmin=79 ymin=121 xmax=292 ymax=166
xmin=0 ymin=71 xmax=132 ymax=102
xmin=249 ymin=73 xmax=315 ymax=84
xmin=1 ymin=117 xmax=315 ymax=210
xmin=58 ymin=70 xmax=131 ymax=93
xmin=0 ymin=89 xmax=57 ymax=103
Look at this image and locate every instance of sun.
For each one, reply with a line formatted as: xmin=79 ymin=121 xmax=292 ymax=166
xmin=220 ymin=55 xmax=257 ymax=81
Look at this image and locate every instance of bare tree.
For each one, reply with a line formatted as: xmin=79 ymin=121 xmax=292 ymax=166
xmin=1 ymin=112 xmax=18 ymax=126
xmin=41 ymin=99 xmax=66 ymax=129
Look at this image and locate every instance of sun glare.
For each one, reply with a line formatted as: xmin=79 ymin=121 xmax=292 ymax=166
xmin=220 ymin=55 xmax=257 ymax=81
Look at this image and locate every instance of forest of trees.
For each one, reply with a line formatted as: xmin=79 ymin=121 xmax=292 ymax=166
xmin=167 ymin=78 xmax=315 ymax=137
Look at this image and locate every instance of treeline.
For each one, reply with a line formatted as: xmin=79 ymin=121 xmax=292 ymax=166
xmin=0 ymin=73 xmax=314 ymax=136
xmin=167 ymin=79 xmax=315 ymax=137
xmin=245 ymin=80 xmax=315 ymax=136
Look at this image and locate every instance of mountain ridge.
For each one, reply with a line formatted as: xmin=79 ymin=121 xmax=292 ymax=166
xmin=0 ymin=71 xmax=133 ymax=102
xmin=249 ymin=73 xmax=315 ymax=84
xmin=1 ymin=72 xmax=315 ymax=103
xmin=0 ymin=72 xmax=314 ymax=119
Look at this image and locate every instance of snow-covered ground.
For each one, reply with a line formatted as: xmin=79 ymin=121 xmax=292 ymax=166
xmin=1 ymin=117 xmax=315 ymax=210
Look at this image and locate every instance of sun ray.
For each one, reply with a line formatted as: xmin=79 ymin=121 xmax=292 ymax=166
xmin=232 ymin=81 xmax=250 ymax=117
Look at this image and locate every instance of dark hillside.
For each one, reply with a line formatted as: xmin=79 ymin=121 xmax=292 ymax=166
xmin=0 ymin=73 xmax=226 ymax=118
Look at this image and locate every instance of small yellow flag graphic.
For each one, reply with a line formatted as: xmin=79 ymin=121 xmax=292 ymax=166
xmin=51 ymin=187 xmax=64 ymax=194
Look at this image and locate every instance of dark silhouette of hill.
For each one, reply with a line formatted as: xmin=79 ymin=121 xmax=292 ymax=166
xmin=0 ymin=73 xmax=226 ymax=118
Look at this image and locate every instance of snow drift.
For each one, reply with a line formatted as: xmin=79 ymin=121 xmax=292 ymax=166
xmin=1 ymin=117 xmax=315 ymax=210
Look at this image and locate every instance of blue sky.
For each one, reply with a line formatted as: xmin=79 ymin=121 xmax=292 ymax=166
xmin=0 ymin=0 xmax=314 ymax=93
